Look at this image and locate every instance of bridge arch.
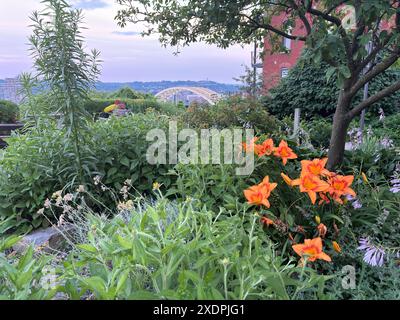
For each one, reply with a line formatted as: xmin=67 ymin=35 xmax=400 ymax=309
xmin=155 ymin=86 xmax=221 ymax=105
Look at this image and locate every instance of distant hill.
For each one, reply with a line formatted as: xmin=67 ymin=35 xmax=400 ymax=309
xmin=95 ymin=80 xmax=240 ymax=95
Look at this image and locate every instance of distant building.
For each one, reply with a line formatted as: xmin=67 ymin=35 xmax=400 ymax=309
xmin=262 ymin=15 xmax=307 ymax=93
xmin=0 ymin=77 xmax=22 ymax=104
xmin=262 ymin=8 xmax=394 ymax=93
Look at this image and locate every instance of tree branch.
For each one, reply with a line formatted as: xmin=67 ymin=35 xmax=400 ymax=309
xmin=348 ymin=80 xmax=400 ymax=118
xmin=350 ymin=50 xmax=400 ymax=96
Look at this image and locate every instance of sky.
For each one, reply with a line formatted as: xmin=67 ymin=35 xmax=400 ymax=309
xmin=0 ymin=0 xmax=251 ymax=83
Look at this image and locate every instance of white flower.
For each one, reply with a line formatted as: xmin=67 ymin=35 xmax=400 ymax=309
xmin=63 ymin=193 xmax=73 ymax=202
xmin=44 ymin=198 xmax=51 ymax=208
xmin=93 ymin=175 xmax=101 ymax=185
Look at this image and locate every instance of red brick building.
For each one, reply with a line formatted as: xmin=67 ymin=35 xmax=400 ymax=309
xmin=262 ymin=15 xmax=307 ymax=92
xmin=262 ymin=8 xmax=395 ymax=93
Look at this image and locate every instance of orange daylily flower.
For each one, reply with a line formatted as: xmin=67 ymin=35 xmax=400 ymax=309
xmin=274 ymin=140 xmax=297 ymax=165
xmin=254 ymin=138 xmax=274 ymax=157
xmin=260 ymin=216 xmax=274 ymax=226
xmin=281 ymin=173 xmax=294 ymax=186
xmin=258 ymin=176 xmax=278 ymax=196
xmin=317 ymin=223 xmax=328 ymax=238
xmin=244 ymin=185 xmax=271 ymax=208
xmin=318 ymin=192 xmax=331 ymax=205
xmin=244 ymin=176 xmax=277 ymax=208
xmin=291 ymin=174 xmax=329 ymax=205
xmin=332 ymin=241 xmax=342 ymax=253
xmin=292 ymin=237 xmax=332 ymax=262
xmin=301 ymin=158 xmax=331 ymax=177
xmin=242 ymin=137 xmax=259 ymax=153
xmin=327 ymin=175 xmax=356 ymax=203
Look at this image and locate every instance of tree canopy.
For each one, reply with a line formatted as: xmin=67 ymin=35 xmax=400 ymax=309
xmin=115 ymin=0 xmax=400 ymax=168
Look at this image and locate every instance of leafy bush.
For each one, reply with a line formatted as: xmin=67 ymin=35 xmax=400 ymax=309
xmin=84 ymin=97 xmax=185 ymax=116
xmin=183 ymin=96 xmax=280 ymax=135
xmin=83 ymin=98 xmax=162 ymax=115
xmin=0 ymin=113 xmax=175 ymax=233
xmin=303 ymin=118 xmax=333 ymax=150
xmin=266 ymin=61 xmax=400 ymax=119
xmin=0 ymin=196 xmax=331 ymax=300
xmin=54 ymin=194 xmax=330 ymax=300
xmin=369 ymin=113 xmax=400 ymax=146
xmin=0 ymin=100 xmax=19 ymax=123
xmin=167 ymin=163 xmax=247 ymax=211
xmin=107 ymin=87 xmax=149 ymax=100
xmin=0 ymin=236 xmax=57 ymax=300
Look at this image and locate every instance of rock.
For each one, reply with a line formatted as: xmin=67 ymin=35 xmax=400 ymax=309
xmin=13 ymin=224 xmax=76 ymax=254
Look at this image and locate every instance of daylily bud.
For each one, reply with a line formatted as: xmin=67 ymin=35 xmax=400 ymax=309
xmin=317 ymin=223 xmax=328 ymax=238
xmin=361 ymin=172 xmax=368 ymax=183
xmin=315 ymin=215 xmax=321 ymax=224
xmin=332 ymin=241 xmax=342 ymax=253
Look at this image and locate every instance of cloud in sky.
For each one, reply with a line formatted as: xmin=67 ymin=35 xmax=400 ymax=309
xmin=0 ymin=0 xmax=251 ymax=83
xmin=112 ymin=31 xmax=141 ymax=36
xmin=71 ymin=0 xmax=109 ymax=10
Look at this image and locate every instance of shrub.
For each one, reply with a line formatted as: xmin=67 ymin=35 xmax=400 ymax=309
xmin=0 ymin=196 xmax=331 ymax=300
xmin=0 ymin=236 xmax=57 ymax=300
xmin=0 ymin=113 xmax=175 ymax=233
xmin=107 ymin=87 xmax=148 ymax=100
xmin=266 ymin=61 xmax=400 ymax=119
xmin=83 ymin=98 xmax=162 ymax=115
xmin=0 ymin=100 xmax=18 ymax=123
xmin=183 ymin=96 xmax=280 ymax=135
xmin=303 ymin=118 xmax=333 ymax=150
xmin=369 ymin=113 xmax=400 ymax=146
xmin=56 ymin=196 xmax=330 ymax=300
xmin=167 ymin=163 xmax=247 ymax=211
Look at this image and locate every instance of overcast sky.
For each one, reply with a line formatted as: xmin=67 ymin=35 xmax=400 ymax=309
xmin=0 ymin=0 xmax=251 ymax=83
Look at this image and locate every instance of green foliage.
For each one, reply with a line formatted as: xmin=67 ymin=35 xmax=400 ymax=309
xmin=324 ymin=245 xmax=400 ymax=300
xmin=0 ymin=100 xmax=19 ymax=123
xmin=305 ymin=118 xmax=333 ymax=150
xmin=183 ymin=96 xmax=280 ymax=135
xmin=0 ymin=113 xmax=175 ymax=233
xmin=266 ymin=62 xmax=400 ymax=119
xmin=369 ymin=113 xmax=400 ymax=145
xmin=0 ymin=237 xmax=57 ymax=300
xmin=107 ymin=87 xmax=150 ymax=100
xmin=83 ymin=98 xmax=161 ymax=115
xmin=29 ymin=0 xmax=101 ymax=182
xmin=59 ymin=199 xmax=330 ymax=300
xmin=167 ymin=163 xmax=246 ymax=211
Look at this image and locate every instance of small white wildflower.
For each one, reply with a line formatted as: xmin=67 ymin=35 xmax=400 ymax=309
xmin=93 ymin=175 xmax=101 ymax=185
xmin=63 ymin=193 xmax=73 ymax=202
xmin=44 ymin=198 xmax=51 ymax=209
xmin=76 ymin=185 xmax=85 ymax=193
xmin=52 ymin=190 xmax=62 ymax=199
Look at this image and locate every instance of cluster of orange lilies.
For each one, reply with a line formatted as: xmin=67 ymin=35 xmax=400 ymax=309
xmin=242 ymin=138 xmax=357 ymax=263
xmin=242 ymin=138 xmax=297 ymax=165
xmin=281 ymin=157 xmax=356 ymax=205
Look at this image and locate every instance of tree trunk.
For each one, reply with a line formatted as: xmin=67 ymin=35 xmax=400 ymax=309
xmin=327 ymin=93 xmax=352 ymax=171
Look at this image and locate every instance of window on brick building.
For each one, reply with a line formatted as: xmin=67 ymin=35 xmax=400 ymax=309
xmin=283 ymin=37 xmax=291 ymax=50
xmin=281 ymin=67 xmax=289 ymax=78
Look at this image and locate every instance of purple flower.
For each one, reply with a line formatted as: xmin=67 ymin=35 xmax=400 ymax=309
xmin=352 ymin=200 xmax=362 ymax=209
xmin=390 ymin=187 xmax=400 ymax=194
xmin=389 ymin=163 xmax=400 ymax=194
xmin=358 ymin=237 xmax=386 ymax=267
